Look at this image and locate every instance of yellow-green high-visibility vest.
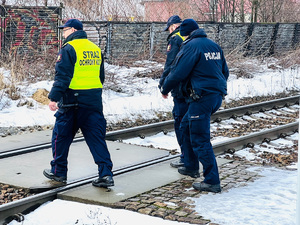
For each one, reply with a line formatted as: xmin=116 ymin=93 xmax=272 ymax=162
xmin=67 ymin=39 xmax=103 ymax=90
xmin=173 ymin=32 xmax=185 ymax=41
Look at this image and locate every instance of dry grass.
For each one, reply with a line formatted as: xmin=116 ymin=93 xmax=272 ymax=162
xmin=224 ymin=43 xmax=300 ymax=79
xmin=225 ymin=47 xmax=261 ymax=79
xmin=276 ymin=47 xmax=300 ymax=68
xmin=0 ymin=50 xmax=56 ymax=108
xmin=0 ymin=51 xmax=56 ymax=80
xmin=0 ymin=73 xmax=4 ymax=90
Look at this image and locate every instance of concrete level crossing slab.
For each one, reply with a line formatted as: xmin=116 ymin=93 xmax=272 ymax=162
xmin=0 ymin=130 xmax=53 ymax=153
xmin=0 ymin=140 xmax=169 ymax=189
xmin=58 ymin=157 xmax=230 ymax=205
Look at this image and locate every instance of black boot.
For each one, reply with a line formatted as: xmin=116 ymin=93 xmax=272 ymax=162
xmin=43 ymin=169 xmax=67 ymax=183
xmin=178 ymin=167 xmax=200 ymax=178
xmin=170 ymin=159 xmax=184 ymax=168
xmin=92 ymin=176 xmax=114 ymax=188
xmin=193 ymin=181 xmax=221 ymax=193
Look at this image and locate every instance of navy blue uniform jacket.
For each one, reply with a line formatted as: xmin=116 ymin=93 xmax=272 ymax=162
xmin=48 ymin=30 xmax=105 ymax=112
xmin=161 ymin=29 xmax=229 ymax=99
xmin=159 ymin=27 xmax=184 ymax=98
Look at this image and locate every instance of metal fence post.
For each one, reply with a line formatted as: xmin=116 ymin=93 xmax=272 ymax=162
xmin=297 ymin=101 xmax=300 ymax=225
xmin=149 ymin=23 xmax=154 ymax=59
xmin=0 ymin=5 xmax=7 ymax=54
xmin=106 ymin=22 xmax=111 ymax=61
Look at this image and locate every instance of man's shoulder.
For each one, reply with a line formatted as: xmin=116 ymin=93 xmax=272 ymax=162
xmin=183 ymin=36 xmax=204 ymax=47
xmin=168 ymin=34 xmax=183 ymax=46
xmin=61 ymin=42 xmax=71 ymax=49
xmin=60 ymin=43 xmax=75 ymax=53
xmin=173 ymin=34 xmax=184 ymax=41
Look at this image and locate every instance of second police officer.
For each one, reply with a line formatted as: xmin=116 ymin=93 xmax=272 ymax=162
xmin=161 ymin=19 xmax=229 ymax=193
xmin=159 ymin=15 xmax=188 ymax=168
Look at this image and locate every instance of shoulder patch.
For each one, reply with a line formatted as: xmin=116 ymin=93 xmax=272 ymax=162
xmin=56 ymin=54 xmax=62 ymax=62
xmin=167 ymin=44 xmax=171 ymax=52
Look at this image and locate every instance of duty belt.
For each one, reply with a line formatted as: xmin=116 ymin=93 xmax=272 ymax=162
xmin=60 ymin=93 xmax=79 ymax=108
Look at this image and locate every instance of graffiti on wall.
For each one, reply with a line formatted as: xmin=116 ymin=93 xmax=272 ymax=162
xmin=0 ymin=6 xmax=61 ymax=55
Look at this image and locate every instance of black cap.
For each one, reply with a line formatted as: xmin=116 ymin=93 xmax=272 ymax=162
xmin=164 ymin=15 xmax=182 ymax=31
xmin=180 ymin=19 xmax=199 ymax=36
xmin=58 ymin=19 xmax=83 ymax=30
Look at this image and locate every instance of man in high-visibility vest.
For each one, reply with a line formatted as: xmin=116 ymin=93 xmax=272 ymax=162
xmin=44 ymin=19 xmax=114 ymax=188
xmin=159 ymin=15 xmax=188 ymax=168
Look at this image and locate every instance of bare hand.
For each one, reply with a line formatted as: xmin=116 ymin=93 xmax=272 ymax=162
xmin=162 ymin=94 xmax=168 ymax=99
xmin=49 ymin=101 xmax=58 ymax=111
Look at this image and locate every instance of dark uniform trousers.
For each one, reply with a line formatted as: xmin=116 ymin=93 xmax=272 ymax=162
xmin=180 ymin=93 xmax=222 ymax=185
xmin=50 ymin=107 xmax=113 ymax=178
xmin=172 ymin=97 xmax=188 ymax=158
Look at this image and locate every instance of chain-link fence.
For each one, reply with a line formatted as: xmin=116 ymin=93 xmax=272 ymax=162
xmin=0 ymin=4 xmax=299 ymax=64
xmin=1 ymin=0 xmax=299 ymax=63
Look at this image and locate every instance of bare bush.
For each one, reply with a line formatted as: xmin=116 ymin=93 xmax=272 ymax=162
xmin=226 ymin=53 xmax=258 ymax=79
xmin=0 ymin=48 xmax=56 ymax=106
xmin=276 ymin=47 xmax=300 ymax=69
xmin=0 ymin=54 xmax=25 ymax=101
xmin=0 ymin=49 xmax=56 ymax=83
xmin=0 ymin=73 xmax=4 ymax=90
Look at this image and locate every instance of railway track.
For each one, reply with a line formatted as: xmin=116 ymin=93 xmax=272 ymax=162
xmin=1 ymin=95 xmax=299 ymax=159
xmin=0 ymin=95 xmax=299 ymax=224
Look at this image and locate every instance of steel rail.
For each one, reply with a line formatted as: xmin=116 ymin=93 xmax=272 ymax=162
xmin=0 ymin=121 xmax=298 ymax=224
xmin=1 ymin=95 xmax=299 ymax=159
xmin=213 ymin=121 xmax=298 ymax=154
xmin=211 ymin=95 xmax=299 ymax=122
xmin=105 ymin=95 xmax=300 ymax=140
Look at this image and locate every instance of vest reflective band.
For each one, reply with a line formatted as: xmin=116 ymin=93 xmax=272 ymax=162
xmin=174 ymin=32 xmax=185 ymax=41
xmin=67 ymin=39 xmax=103 ymax=90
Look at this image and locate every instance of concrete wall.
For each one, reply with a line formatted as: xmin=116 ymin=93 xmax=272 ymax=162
xmin=83 ymin=21 xmax=300 ymax=62
xmin=0 ymin=6 xmax=298 ymax=61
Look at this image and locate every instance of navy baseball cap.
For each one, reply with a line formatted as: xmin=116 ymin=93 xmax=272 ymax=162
xmin=58 ymin=19 xmax=83 ymax=30
xmin=164 ymin=15 xmax=182 ymax=31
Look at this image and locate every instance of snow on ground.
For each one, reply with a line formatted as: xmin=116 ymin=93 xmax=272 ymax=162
xmin=6 ymin=130 xmax=299 ymax=225
xmin=8 ymin=199 xmax=191 ymax=225
xmin=190 ymin=167 xmax=297 ymax=225
xmin=1 ymin=59 xmax=300 ymax=224
xmin=0 ymin=59 xmax=300 ymax=127
xmin=124 ymin=127 xmax=299 ymax=225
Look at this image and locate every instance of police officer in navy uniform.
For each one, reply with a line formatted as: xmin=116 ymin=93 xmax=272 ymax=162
xmin=161 ymin=19 xmax=229 ymax=193
xmin=159 ymin=15 xmax=188 ymax=168
xmin=43 ymin=19 xmax=114 ymax=188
